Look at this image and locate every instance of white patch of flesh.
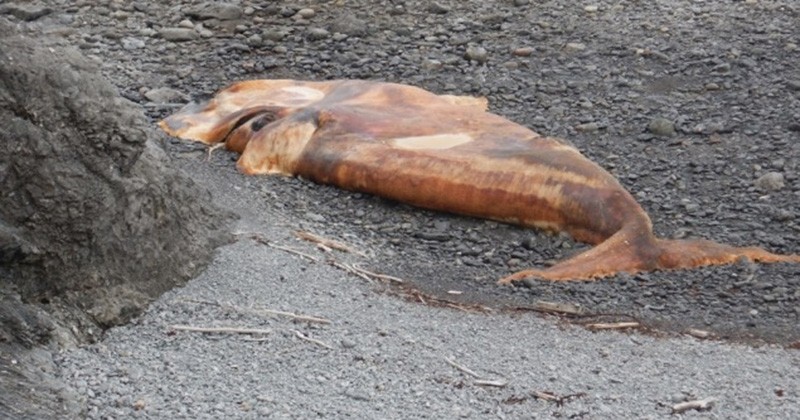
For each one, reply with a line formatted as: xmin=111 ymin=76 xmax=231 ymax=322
xmin=391 ymin=133 xmax=473 ymax=150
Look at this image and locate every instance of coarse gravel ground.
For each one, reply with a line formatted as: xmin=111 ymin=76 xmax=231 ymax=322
xmin=8 ymin=0 xmax=798 ymax=417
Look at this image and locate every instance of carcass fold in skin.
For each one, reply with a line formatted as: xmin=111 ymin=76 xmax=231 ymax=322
xmin=160 ymin=79 xmax=800 ymax=283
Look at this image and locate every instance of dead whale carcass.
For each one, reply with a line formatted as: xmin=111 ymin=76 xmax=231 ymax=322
xmin=160 ymin=79 xmax=800 ymax=283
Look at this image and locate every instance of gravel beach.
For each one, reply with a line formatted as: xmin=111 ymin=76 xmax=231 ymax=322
xmin=7 ymin=0 xmax=797 ymax=417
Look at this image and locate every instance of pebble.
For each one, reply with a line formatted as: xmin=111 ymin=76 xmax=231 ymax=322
xmin=247 ymin=34 xmax=262 ymax=46
xmin=187 ymin=3 xmax=242 ymax=21
xmin=584 ymin=5 xmax=599 ymax=12
xmin=158 ymin=28 xmax=197 ymax=42
xmin=648 ymin=117 xmax=675 ymax=136
xmin=330 ymin=16 xmax=368 ymax=36
xmin=464 ymin=46 xmax=488 ymax=63
xmin=0 ymin=3 xmax=52 ymax=21
xmin=512 ymin=47 xmax=534 ymax=57
xmin=428 ymin=3 xmax=450 ymax=14
xmin=575 ymin=122 xmax=600 ymax=132
xmin=754 ymin=172 xmax=784 ymax=191
xmin=121 ymin=37 xmax=145 ymax=50
xmin=296 ymin=8 xmax=315 ymax=19
xmin=306 ymin=27 xmax=330 ymax=40
xmin=565 ymin=42 xmax=586 ymax=51
xmin=514 ymin=0 xmax=530 ymax=6
xmin=144 ymin=87 xmax=189 ymax=104
xmin=262 ymin=29 xmax=286 ymax=41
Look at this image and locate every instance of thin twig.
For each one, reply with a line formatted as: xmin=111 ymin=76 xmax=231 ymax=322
xmin=474 ymin=379 xmax=508 ymax=388
xmin=532 ymin=390 xmax=559 ymax=402
xmin=686 ymin=328 xmax=712 ymax=339
xmin=295 ymin=231 xmax=368 ymax=257
xmin=206 ymin=142 xmax=226 ymax=161
xmin=330 ymin=260 xmax=374 ymax=283
xmin=247 ymin=233 xmax=321 ymax=262
xmin=532 ymin=391 xmax=587 ymax=407
xmin=170 ymin=325 xmax=271 ymax=335
xmin=530 ymin=301 xmax=585 ymax=316
xmin=586 ymin=322 xmax=640 ymax=330
xmin=293 ymin=330 xmax=333 ymax=349
xmin=255 ymin=308 xmax=331 ymax=325
xmin=444 ymin=357 xmax=482 ymax=378
xmin=672 ymin=397 xmax=717 ymax=414
xmin=346 ymin=262 xmax=405 ymax=283
xmin=178 ymin=298 xmax=332 ymax=325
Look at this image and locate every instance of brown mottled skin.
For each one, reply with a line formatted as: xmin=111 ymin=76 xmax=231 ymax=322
xmin=160 ymin=79 xmax=800 ymax=283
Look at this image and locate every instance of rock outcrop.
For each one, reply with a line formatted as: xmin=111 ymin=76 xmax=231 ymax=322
xmin=0 ymin=19 xmax=232 ymax=418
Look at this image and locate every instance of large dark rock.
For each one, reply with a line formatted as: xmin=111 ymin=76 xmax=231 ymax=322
xmin=0 ymin=19 xmax=232 ymax=418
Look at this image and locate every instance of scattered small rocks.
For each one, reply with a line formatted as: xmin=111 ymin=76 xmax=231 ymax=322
xmin=142 ymin=87 xmax=188 ymax=104
xmin=186 ymin=2 xmax=242 ymax=21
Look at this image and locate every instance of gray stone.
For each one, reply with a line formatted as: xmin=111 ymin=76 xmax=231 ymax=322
xmin=143 ymin=87 xmax=188 ymax=104
xmin=306 ymin=27 xmax=330 ymax=40
xmin=464 ymin=46 xmax=488 ymax=63
xmin=158 ymin=28 xmax=197 ymax=42
xmin=648 ymin=117 xmax=676 ymax=136
xmin=754 ymin=172 xmax=785 ymax=191
xmin=186 ymin=2 xmax=242 ymax=21
xmin=0 ymin=4 xmax=52 ymax=21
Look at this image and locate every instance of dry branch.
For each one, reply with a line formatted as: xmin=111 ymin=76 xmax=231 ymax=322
xmin=531 ymin=301 xmax=585 ymax=316
xmin=672 ymin=397 xmax=717 ymax=414
xmin=444 ymin=357 xmax=482 ymax=378
xmin=474 ymin=379 xmax=508 ymax=388
xmin=255 ymin=308 xmax=332 ymax=325
xmin=177 ymin=298 xmax=332 ymax=325
xmin=586 ymin=322 xmax=640 ymax=330
xmin=206 ymin=142 xmax=226 ymax=161
xmin=295 ymin=231 xmax=367 ymax=257
xmin=293 ymin=330 xmax=333 ymax=349
xmin=331 ymin=261 xmax=406 ymax=284
xmin=532 ymin=390 xmax=587 ymax=407
xmin=170 ymin=325 xmax=271 ymax=335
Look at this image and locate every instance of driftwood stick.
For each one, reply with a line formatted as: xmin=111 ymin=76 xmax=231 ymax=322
xmin=293 ymin=330 xmax=334 ymax=349
xmin=238 ymin=232 xmax=322 ymax=262
xmin=348 ymin=263 xmax=405 ymax=283
xmin=586 ymin=322 xmax=640 ymax=330
xmin=295 ymin=231 xmax=368 ymax=257
xmin=474 ymin=379 xmax=508 ymax=388
xmin=444 ymin=357 xmax=482 ymax=379
xmin=170 ymin=325 xmax=271 ymax=335
xmin=177 ymin=298 xmax=332 ymax=325
xmin=330 ymin=261 xmax=374 ymax=283
xmin=672 ymin=397 xmax=717 ymax=414
xmin=532 ymin=390 xmax=559 ymax=402
xmin=532 ymin=390 xmax=587 ymax=407
xmin=531 ymin=301 xmax=585 ymax=316
xmin=206 ymin=142 xmax=226 ymax=161
xmin=267 ymin=243 xmax=321 ymax=262
xmin=255 ymin=308 xmax=332 ymax=325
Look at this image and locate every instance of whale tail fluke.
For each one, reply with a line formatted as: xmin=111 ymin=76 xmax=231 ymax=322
xmin=499 ymin=225 xmax=800 ymax=284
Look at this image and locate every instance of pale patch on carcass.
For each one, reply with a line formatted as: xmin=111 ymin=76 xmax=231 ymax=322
xmin=438 ymin=94 xmax=489 ymax=111
xmin=278 ymin=86 xmax=326 ymax=105
xmin=391 ymin=133 xmax=473 ymax=150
